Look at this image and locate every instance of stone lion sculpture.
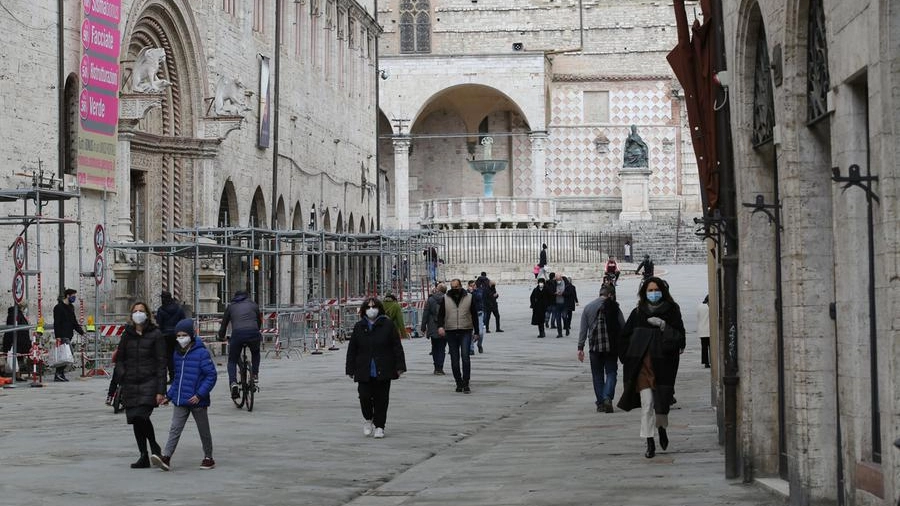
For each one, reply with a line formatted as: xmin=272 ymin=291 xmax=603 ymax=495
xmin=213 ymin=76 xmax=249 ymax=116
xmin=131 ymin=47 xmax=171 ymax=93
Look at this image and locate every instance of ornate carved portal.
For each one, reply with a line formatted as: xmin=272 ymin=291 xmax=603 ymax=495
xmin=806 ymin=0 xmax=830 ymax=123
xmin=751 ymin=25 xmax=775 ymax=147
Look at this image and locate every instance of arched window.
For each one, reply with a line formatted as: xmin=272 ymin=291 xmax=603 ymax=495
xmin=63 ymin=74 xmax=79 ymax=175
xmin=399 ymin=0 xmax=430 ymax=53
xmin=806 ymin=0 xmax=829 ymax=123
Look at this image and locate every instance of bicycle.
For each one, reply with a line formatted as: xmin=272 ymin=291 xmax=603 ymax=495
xmin=231 ymin=344 xmax=257 ymax=412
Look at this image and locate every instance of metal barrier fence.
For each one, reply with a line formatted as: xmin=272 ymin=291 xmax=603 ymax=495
xmin=434 ymin=229 xmax=628 ymax=265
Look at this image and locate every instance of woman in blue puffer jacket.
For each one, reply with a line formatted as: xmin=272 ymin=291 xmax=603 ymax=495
xmin=151 ymin=319 xmax=217 ymax=471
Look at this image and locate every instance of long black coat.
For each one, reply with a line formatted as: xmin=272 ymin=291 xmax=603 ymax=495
xmin=346 ymin=316 xmax=406 ymax=382
xmin=529 ymin=286 xmax=548 ymax=325
xmin=4 ymin=306 xmax=30 ymax=354
xmin=616 ymin=301 xmax=685 ymax=414
xmin=52 ymin=300 xmax=84 ymax=342
xmin=115 ymin=324 xmax=166 ymax=408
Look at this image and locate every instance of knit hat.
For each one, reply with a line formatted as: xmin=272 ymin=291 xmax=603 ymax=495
xmin=173 ymin=318 xmax=195 ymax=337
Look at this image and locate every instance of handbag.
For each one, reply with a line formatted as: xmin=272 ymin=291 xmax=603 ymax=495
xmin=48 ymin=343 xmax=74 ymax=368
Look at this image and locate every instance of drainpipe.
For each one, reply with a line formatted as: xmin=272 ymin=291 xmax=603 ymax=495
xmin=271 ymin=0 xmax=282 ymax=305
xmin=711 ymin=0 xmax=740 ymax=479
xmin=374 ymin=0 xmax=381 ymax=231
xmin=58 ymin=0 xmax=66 ymax=292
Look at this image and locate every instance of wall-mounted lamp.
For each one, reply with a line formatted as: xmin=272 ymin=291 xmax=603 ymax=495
xmin=379 ymin=69 xmax=390 ymax=80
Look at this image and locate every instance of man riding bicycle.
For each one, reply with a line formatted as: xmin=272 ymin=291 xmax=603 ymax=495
xmin=218 ymin=290 xmax=262 ymax=399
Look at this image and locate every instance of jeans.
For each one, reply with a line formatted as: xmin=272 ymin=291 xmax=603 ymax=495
xmin=227 ymin=333 xmax=261 ymax=385
xmin=551 ymin=304 xmax=564 ymax=335
xmin=445 ymin=330 xmax=472 ymax=387
xmin=483 ymin=307 xmax=500 ymax=331
xmin=588 ymin=351 xmax=618 ymax=404
xmin=164 ymin=406 xmax=213 ymax=458
xmin=427 ymin=262 xmax=438 ymax=284
xmin=431 ymin=337 xmax=447 ymax=370
xmin=562 ymin=310 xmax=573 ymax=331
xmin=474 ymin=311 xmax=485 ymax=351
xmin=358 ymin=379 xmax=392 ymax=429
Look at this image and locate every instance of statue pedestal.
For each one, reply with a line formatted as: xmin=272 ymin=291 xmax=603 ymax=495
xmin=619 ymin=166 xmax=652 ymax=221
xmin=111 ymin=261 xmax=141 ymax=315
xmin=197 ymin=268 xmax=225 ymax=315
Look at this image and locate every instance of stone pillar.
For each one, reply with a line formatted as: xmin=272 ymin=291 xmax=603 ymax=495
xmin=392 ymin=137 xmax=411 ymax=229
xmin=529 ymin=131 xmax=548 ymax=197
xmin=115 ymin=133 xmax=134 ymax=243
xmin=618 ymin=166 xmax=653 ymax=221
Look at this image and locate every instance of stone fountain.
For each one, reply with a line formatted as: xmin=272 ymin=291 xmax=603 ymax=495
xmin=467 ymin=137 xmax=508 ymax=197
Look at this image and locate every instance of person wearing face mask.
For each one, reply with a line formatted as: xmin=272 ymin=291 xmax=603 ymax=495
xmin=529 ymin=278 xmax=549 ymax=338
xmin=4 ymin=302 xmax=31 ymax=382
xmin=51 ymin=288 xmax=85 ymax=382
xmin=616 ymin=276 xmax=685 ymax=459
xmin=345 ymin=298 xmax=406 ymax=439
xmin=152 ymin=319 xmax=217 ymax=471
xmin=114 ymin=302 xmax=166 ymax=468
xmin=577 ymin=284 xmax=624 ymax=413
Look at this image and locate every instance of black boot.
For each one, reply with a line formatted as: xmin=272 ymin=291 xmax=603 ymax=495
xmin=644 ymin=437 xmax=655 ymax=458
xmin=658 ymin=427 xmax=668 ymax=451
xmin=131 ymin=453 xmax=150 ymax=468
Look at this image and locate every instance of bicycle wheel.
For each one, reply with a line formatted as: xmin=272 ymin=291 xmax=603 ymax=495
xmin=244 ymin=355 xmax=255 ymax=412
xmin=232 ymin=358 xmax=246 ymax=409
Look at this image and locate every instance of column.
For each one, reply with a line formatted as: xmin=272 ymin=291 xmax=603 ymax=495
xmin=115 ymin=133 xmax=134 ymax=243
xmin=618 ymin=166 xmax=653 ymax=221
xmin=392 ymin=137 xmax=411 ymax=229
xmin=529 ymin=131 xmax=548 ymax=198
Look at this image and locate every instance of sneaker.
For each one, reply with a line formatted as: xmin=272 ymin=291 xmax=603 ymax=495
xmin=373 ymin=427 xmax=385 ymax=439
xmin=433 ymin=369 xmax=445 ymax=375
xmin=363 ymin=420 xmax=374 ymax=437
xmin=496 ymin=329 xmax=504 ymax=333
xmin=596 ymin=403 xmax=603 ymax=413
xmin=150 ymin=454 xmax=171 ymax=471
xmin=463 ymin=386 xmax=471 ymax=394
xmin=200 ymin=457 xmax=216 ymax=470
xmin=230 ymin=383 xmax=240 ymax=399
xmin=603 ymin=399 xmax=614 ymax=413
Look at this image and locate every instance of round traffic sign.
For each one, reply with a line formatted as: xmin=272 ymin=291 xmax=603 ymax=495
xmin=94 ymin=255 xmax=105 ymax=285
xmin=94 ymin=224 xmax=105 ymax=254
xmin=12 ymin=271 xmax=25 ymax=304
xmin=13 ymin=236 xmax=26 ymax=271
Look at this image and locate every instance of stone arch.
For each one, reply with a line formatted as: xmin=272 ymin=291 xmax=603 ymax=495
xmin=249 ymin=187 xmax=267 ymax=228
xmin=122 ymin=0 xmax=208 ymax=298
xmin=411 ymin=84 xmax=531 ymax=135
xmin=322 ymin=208 xmax=332 ymax=232
xmin=733 ymin=0 xmax=786 ymax=481
xmin=291 ymin=201 xmax=304 ymax=231
xmin=218 ymin=180 xmax=239 ymax=226
xmin=360 ymin=217 xmax=367 ymax=233
xmin=275 ymin=197 xmax=287 ymax=230
xmin=348 ymin=213 xmax=356 ymax=233
xmin=335 ymin=211 xmax=344 ymax=233
xmin=290 ymin=201 xmax=304 ymax=304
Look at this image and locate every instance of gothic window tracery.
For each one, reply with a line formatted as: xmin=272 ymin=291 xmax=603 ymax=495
xmin=807 ymin=0 xmax=830 ymax=123
xmin=752 ymin=25 xmax=775 ymax=147
xmin=400 ymin=0 xmax=430 ymax=53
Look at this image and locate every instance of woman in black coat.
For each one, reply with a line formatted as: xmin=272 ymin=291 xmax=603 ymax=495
xmin=529 ymin=278 xmax=549 ymax=338
xmin=616 ymin=277 xmax=685 ymax=459
xmin=114 ymin=301 xmax=167 ymax=468
xmin=4 ymin=303 xmax=31 ymax=381
xmin=562 ymin=276 xmax=579 ymax=336
xmin=346 ymin=297 xmax=406 ymax=439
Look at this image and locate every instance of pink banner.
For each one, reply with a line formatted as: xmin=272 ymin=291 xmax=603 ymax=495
xmin=80 ymin=55 xmax=119 ymax=92
xmin=79 ymin=89 xmax=118 ymax=134
xmin=81 ymin=18 xmax=119 ymax=59
xmin=83 ymin=0 xmax=122 ymax=24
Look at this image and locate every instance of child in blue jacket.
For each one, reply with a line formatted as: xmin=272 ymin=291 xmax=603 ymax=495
xmin=151 ymin=319 xmax=217 ymax=471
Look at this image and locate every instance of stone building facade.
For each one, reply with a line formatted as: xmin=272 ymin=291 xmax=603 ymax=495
xmin=376 ymin=0 xmax=703 ymax=231
xmin=0 ymin=0 xmax=381 ymax=317
xmin=715 ymin=0 xmax=900 ymax=504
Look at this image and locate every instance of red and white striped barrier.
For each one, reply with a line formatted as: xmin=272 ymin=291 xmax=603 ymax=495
xmin=98 ymin=325 xmax=125 ymax=337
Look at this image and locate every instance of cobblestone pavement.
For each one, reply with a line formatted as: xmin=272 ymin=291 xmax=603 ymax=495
xmin=0 ymin=264 xmax=786 ymax=506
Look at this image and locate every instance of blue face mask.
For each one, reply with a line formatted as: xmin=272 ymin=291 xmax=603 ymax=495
xmin=68 ymin=296 xmax=76 ymax=303
xmin=646 ymin=291 xmax=662 ymax=303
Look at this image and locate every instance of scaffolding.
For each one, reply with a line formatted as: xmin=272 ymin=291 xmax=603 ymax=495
xmin=105 ymin=225 xmax=439 ymax=359
xmin=0 ymin=166 xmax=89 ymax=385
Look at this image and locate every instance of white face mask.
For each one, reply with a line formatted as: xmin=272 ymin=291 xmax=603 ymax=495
xmin=132 ymin=311 xmax=148 ymax=325
xmin=365 ymin=308 xmax=379 ymax=320
xmin=176 ymin=335 xmax=192 ymax=348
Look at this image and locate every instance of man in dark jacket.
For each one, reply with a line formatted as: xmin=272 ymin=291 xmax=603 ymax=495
xmin=156 ymin=290 xmax=186 ymax=382
xmin=218 ymin=290 xmax=262 ymax=399
xmin=420 ymin=283 xmax=447 ymax=375
xmin=52 ymin=288 xmax=84 ymax=382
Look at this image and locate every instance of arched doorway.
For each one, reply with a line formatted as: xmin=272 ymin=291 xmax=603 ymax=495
xmin=290 ymin=202 xmax=303 ymax=304
xmin=248 ymin=188 xmax=267 ymax=301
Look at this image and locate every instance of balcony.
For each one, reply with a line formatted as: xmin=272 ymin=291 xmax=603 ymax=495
xmin=419 ymin=197 xmax=558 ymax=229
